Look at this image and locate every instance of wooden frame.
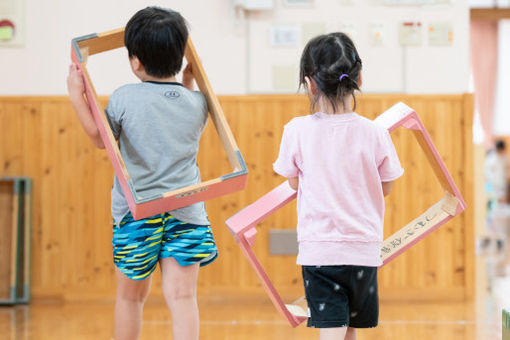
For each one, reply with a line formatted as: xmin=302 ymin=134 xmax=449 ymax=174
xmin=0 ymin=177 xmax=31 ymax=305
xmin=71 ymin=28 xmax=248 ymax=220
xmin=15 ymin=178 xmax=31 ymax=304
xmin=471 ymin=8 xmax=510 ymax=21
xmin=225 ymin=102 xmax=466 ymax=327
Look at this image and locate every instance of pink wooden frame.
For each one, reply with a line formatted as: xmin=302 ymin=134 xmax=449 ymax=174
xmin=70 ymin=28 xmax=248 ymax=220
xmin=225 ymin=102 xmax=466 ymax=327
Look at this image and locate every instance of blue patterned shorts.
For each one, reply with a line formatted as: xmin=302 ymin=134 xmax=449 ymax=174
xmin=112 ymin=212 xmax=218 ymax=280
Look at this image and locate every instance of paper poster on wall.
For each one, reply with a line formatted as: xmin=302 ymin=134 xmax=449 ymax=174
xmin=283 ymin=0 xmax=315 ymax=7
xmin=270 ymin=25 xmax=301 ymax=47
xmin=428 ymin=21 xmax=453 ymax=46
xmin=0 ymin=0 xmax=25 ymax=47
xmin=399 ymin=22 xmax=422 ymax=46
xmin=338 ymin=22 xmax=356 ymax=40
xmin=369 ymin=22 xmax=386 ymax=47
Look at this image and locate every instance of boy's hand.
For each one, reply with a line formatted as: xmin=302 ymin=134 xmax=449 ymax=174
xmin=66 ymin=63 xmax=104 ymax=149
xmin=182 ymin=62 xmax=195 ymax=90
xmin=67 ymin=64 xmax=85 ymax=99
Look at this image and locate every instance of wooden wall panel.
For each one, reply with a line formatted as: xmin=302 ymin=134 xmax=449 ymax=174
xmin=0 ymin=94 xmax=473 ymax=302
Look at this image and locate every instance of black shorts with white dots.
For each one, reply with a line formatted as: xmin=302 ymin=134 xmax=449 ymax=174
xmin=302 ymin=265 xmax=379 ymax=329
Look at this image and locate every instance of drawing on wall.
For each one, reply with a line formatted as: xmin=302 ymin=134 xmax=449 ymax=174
xmin=428 ymin=21 xmax=453 ymax=46
xmin=399 ymin=21 xmax=423 ymax=47
xmin=0 ymin=0 xmax=25 ymax=46
xmin=338 ymin=21 xmax=357 ymax=40
xmin=0 ymin=19 xmax=14 ymax=40
xmin=247 ymin=0 xmax=460 ymax=94
xmin=369 ymin=22 xmax=386 ymax=47
xmin=269 ymin=25 xmax=301 ymax=47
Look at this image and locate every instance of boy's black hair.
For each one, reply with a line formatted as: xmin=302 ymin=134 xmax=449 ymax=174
xmin=300 ymin=32 xmax=362 ymax=112
xmin=125 ymin=7 xmax=188 ymax=78
xmin=496 ymin=139 xmax=506 ymax=151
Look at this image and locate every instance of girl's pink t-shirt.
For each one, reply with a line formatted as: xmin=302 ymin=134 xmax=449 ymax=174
xmin=273 ymin=112 xmax=404 ymax=267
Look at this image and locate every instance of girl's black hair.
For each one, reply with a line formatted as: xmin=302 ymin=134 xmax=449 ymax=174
xmin=299 ymin=32 xmax=362 ymax=112
xmin=125 ymin=7 xmax=188 ymax=78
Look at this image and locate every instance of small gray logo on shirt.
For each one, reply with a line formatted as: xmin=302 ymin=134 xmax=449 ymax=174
xmin=164 ymin=91 xmax=180 ymax=99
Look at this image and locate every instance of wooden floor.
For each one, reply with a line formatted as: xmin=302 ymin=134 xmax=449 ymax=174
xmin=0 ymin=254 xmax=505 ymax=340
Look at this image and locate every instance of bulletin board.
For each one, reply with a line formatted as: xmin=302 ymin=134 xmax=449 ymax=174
xmin=0 ymin=0 xmax=25 ymax=47
xmin=245 ymin=0 xmax=463 ymax=94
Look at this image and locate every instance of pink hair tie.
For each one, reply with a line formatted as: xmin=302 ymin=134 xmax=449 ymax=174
xmin=339 ymin=74 xmax=349 ymax=82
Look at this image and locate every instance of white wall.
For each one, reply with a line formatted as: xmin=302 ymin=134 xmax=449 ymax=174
xmin=0 ymin=0 xmax=247 ymax=95
xmin=0 ymin=0 xmax=470 ymax=95
xmin=247 ymin=0 xmax=470 ymax=94
xmin=493 ymin=20 xmax=510 ymax=136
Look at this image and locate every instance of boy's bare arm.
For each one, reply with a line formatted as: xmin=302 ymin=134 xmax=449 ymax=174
xmin=182 ymin=62 xmax=195 ymax=90
xmin=67 ymin=64 xmax=105 ymax=149
xmin=382 ymin=181 xmax=393 ymax=196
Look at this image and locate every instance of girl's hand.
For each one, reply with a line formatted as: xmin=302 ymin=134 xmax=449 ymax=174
xmin=182 ymin=62 xmax=195 ymax=90
xmin=67 ymin=64 xmax=85 ymax=98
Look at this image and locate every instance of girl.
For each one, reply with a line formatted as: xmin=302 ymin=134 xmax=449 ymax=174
xmin=273 ymin=33 xmax=403 ymax=340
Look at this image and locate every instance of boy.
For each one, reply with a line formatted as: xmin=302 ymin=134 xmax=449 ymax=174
xmin=67 ymin=7 xmax=217 ymax=340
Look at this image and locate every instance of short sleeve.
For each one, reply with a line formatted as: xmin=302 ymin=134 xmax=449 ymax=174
xmin=377 ymin=129 xmax=404 ymax=182
xmin=195 ymin=91 xmax=209 ymax=133
xmin=105 ymin=91 xmax=124 ymax=139
xmin=273 ymin=123 xmax=300 ymax=178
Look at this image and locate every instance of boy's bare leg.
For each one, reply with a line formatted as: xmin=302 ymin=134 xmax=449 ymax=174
xmin=160 ymin=258 xmax=200 ymax=340
xmin=320 ymin=327 xmax=348 ymax=340
xmin=114 ymin=267 xmax=152 ymax=340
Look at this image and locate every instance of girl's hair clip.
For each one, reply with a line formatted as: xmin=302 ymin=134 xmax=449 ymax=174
xmin=339 ymin=74 xmax=349 ymax=82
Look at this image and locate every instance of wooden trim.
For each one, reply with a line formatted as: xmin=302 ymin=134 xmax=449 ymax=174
xmin=0 ymin=93 xmax=470 ymax=102
xmin=471 ymin=8 xmax=510 ymax=21
xmin=218 ymin=93 xmax=469 ymax=102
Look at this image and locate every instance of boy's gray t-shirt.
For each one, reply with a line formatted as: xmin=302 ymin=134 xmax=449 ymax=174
xmin=106 ymin=81 xmax=209 ymax=226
